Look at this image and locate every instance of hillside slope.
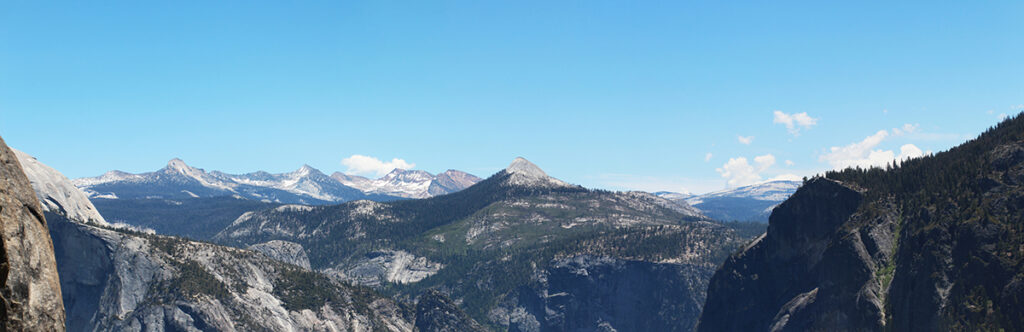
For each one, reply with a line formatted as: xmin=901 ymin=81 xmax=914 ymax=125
xmin=217 ymin=158 xmax=747 ymax=330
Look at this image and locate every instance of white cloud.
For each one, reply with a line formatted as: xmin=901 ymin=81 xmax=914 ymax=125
xmin=785 ymin=160 xmax=795 ymax=166
xmin=819 ymin=130 xmax=928 ymax=169
xmin=737 ymin=136 xmax=754 ymax=145
xmin=898 ymin=144 xmax=925 ymax=161
xmin=819 ymin=130 xmax=891 ymax=169
xmin=341 ymin=154 xmax=415 ymax=177
xmin=704 ymin=153 xmax=713 ymax=162
xmin=1000 ymin=113 xmax=1009 ymax=120
xmin=773 ymin=111 xmax=818 ymax=135
xmin=716 ymin=154 xmax=775 ymax=187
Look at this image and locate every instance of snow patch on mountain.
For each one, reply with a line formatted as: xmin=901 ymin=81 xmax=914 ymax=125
xmin=333 ymin=168 xmax=481 ymax=199
xmin=656 ymin=180 xmax=802 ymax=222
xmin=72 ymin=170 xmax=142 ymax=187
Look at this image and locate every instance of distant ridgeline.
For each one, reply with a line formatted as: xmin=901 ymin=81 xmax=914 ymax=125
xmin=657 ymin=180 xmax=801 ymax=223
xmin=699 ymin=114 xmax=1024 ymax=331
xmin=73 ymin=159 xmax=482 ymax=240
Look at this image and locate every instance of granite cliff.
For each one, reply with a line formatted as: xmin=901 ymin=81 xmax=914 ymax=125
xmin=0 ymin=136 xmax=65 ymax=331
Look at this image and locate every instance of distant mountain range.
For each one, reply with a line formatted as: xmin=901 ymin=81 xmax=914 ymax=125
xmin=214 ymin=157 xmax=735 ymax=330
xmin=656 ymin=180 xmax=802 ymax=222
xmin=73 ymin=158 xmax=482 ymax=204
xmin=22 ymin=150 xmax=746 ymax=331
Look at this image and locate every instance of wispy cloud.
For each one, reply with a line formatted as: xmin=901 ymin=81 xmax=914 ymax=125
xmin=773 ymin=111 xmax=818 ymax=136
xmin=737 ymin=135 xmax=754 ymax=145
xmin=704 ymin=152 xmax=713 ymax=162
xmin=890 ymin=123 xmax=918 ymax=136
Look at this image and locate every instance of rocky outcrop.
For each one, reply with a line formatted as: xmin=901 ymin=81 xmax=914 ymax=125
xmin=492 ymin=255 xmax=712 ymax=332
xmin=328 ymin=250 xmax=443 ymax=287
xmin=0 ymin=137 xmax=65 ymax=331
xmin=52 ymin=218 xmax=415 ymax=332
xmin=13 ymin=148 xmax=107 ymax=226
xmin=414 ymin=290 xmax=485 ymax=332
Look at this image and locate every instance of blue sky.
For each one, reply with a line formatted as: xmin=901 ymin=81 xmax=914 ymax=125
xmin=1 ymin=1 xmax=1021 ymax=194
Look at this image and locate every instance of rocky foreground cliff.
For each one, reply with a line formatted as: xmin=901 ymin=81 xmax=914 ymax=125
xmin=0 ymin=137 xmax=65 ymax=331
xmin=699 ymin=116 xmax=1024 ymax=331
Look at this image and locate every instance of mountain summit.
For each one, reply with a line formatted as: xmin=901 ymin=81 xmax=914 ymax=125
xmin=503 ymin=157 xmax=573 ymax=188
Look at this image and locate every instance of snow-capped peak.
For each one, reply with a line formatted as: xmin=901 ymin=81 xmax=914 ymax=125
xmin=292 ymin=164 xmax=320 ymax=177
xmin=166 ymin=158 xmax=192 ymax=173
xmin=504 ymin=157 xmax=572 ymax=188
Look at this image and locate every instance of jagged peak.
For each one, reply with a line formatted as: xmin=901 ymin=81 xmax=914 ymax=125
xmin=293 ymin=164 xmax=321 ymax=176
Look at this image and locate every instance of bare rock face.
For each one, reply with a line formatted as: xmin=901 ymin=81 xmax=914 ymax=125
xmin=0 ymin=136 xmax=65 ymax=331
xmin=248 ymin=240 xmax=311 ymax=269
xmin=495 ymin=255 xmax=710 ymax=332
xmin=697 ymin=178 xmax=885 ymax=331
